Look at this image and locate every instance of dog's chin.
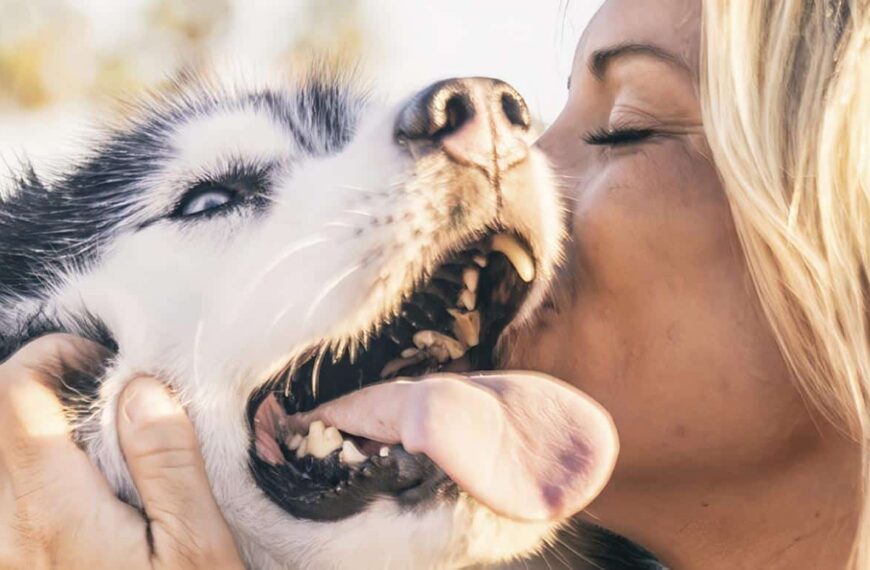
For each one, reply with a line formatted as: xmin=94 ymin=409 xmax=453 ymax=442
xmin=237 ymin=497 xmax=556 ymax=570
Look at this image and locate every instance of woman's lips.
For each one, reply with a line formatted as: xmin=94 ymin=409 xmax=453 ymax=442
xmin=288 ymin=371 xmax=619 ymax=522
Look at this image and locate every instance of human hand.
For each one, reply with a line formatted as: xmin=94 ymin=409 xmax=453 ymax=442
xmin=0 ymin=334 xmax=245 ymax=570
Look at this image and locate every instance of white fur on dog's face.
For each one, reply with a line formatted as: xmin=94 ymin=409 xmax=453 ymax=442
xmin=5 ymin=74 xmax=563 ymax=569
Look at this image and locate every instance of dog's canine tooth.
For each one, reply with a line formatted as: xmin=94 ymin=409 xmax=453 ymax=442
xmin=379 ymin=446 xmax=390 ymax=458
xmin=462 ymin=267 xmax=479 ymax=293
xmin=491 ymin=234 xmax=535 ymax=282
xmin=413 ymin=330 xmax=466 ymax=360
xmin=339 ymin=440 xmax=367 ymax=466
xmin=473 ymin=254 xmax=488 ymax=267
xmin=305 ymin=421 xmax=343 ymax=459
xmin=448 ymin=308 xmax=481 ymax=347
xmin=459 ymin=289 xmax=476 ymax=310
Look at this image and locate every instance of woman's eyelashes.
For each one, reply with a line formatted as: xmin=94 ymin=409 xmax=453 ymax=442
xmin=583 ymin=126 xmax=656 ymax=147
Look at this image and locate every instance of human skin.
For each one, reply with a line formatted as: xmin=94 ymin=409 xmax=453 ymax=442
xmin=0 ymin=334 xmax=244 ymax=570
xmin=505 ymin=0 xmax=862 ymax=568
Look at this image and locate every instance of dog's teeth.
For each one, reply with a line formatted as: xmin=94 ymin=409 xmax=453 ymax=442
xmin=413 ymin=330 xmax=466 ymax=360
xmin=459 ymin=289 xmax=476 ymax=310
xmin=473 ymin=254 xmax=488 ymax=268
xmin=448 ymin=308 xmax=481 ymax=347
xmin=491 ymin=234 xmax=535 ymax=282
xmin=295 ymin=437 xmax=308 ymax=459
xmin=286 ymin=433 xmax=304 ymax=451
xmin=462 ymin=267 xmax=479 ymax=293
xmin=401 ymin=347 xmax=420 ymax=358
xmin=307 ymin=422 xmax=343 ymax=459
xmin=379 ymin=446 xmax=390 ymax=457
xmin=339 ymin=440 xmax=368 ymax=466
xmin=309 ymin=420 xmax=325 ymax=437
xmin=320 ymin=427 xmax=344 ymax=457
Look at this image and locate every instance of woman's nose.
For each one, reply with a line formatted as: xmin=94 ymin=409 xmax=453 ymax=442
xmin=394 ymin=77 xmax=531 ymax=176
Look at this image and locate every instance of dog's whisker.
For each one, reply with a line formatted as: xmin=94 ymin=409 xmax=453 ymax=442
xmin=241 ymin=234 xmax=331 ymax=299
xmin=552 ymin=533 xmax=604 ymax=570
xmin=333 ymin=184 xmax=388 ymax=196
xmin=267 ymin=301 xmax=297 ymax=333
xmin=303 ymin=262 xmax=364 ymax=324
xmin=324 ymin=221 xmax=360 ymax=229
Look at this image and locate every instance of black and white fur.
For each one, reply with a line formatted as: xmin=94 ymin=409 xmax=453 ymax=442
xmin=0 ymin=68 xmax=666 ymax=569
xmin=0 ymin=69 xmax=566 ymax=569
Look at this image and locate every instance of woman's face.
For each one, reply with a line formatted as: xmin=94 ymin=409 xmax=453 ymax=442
xmin=512 ymin=0 xmax=811 ymax=496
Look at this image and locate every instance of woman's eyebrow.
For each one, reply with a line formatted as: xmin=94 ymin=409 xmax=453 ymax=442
xmin=588 ymin=42 xmax=691 ymax=80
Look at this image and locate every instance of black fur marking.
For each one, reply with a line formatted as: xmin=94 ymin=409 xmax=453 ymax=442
xmin=252 ymin=78 xmax=363 ymax=155
xmin=0 ymin=76 xmax=364 ymax=305
xmin=517 ymin=520 xmax=667 ymax=569
xmin=569 ymin=521 xmax=667 ymax=569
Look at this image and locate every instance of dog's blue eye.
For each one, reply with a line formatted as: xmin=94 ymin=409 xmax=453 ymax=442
xmin=175 ymin=184 xmax=238 ymax=217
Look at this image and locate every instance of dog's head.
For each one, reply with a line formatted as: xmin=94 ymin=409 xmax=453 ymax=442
xmin=0 ymin=70 xmax=566 ymax=568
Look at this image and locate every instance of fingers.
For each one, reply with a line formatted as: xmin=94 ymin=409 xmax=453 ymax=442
xmin=117 ymin=377 xmax=244 ymax=570
xmin=0 ymin=334 xmax=146 ymax=569
xmin=0 ymin=335 xmax=243 ymax=569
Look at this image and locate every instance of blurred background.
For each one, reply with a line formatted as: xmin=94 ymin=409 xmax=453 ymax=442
xmin=0 ymin=0 xmax=598 ymax=168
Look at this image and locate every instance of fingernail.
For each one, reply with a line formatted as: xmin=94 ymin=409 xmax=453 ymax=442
xmin=121 ymin=377 xmax=179 ymax=425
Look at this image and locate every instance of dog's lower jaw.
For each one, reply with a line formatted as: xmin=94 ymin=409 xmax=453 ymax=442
xmin=229 ymin=498 xmax=556 ymax=570
xmin=83 ymin=364 xmax=557 ymax=570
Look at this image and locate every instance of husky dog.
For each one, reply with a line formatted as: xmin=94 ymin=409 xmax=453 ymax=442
xmin=0 ymin=69 xmax=659 ymax=569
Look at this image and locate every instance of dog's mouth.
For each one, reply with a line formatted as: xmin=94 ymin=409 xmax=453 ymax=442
xmin=247 ymin=230 xmax=536 ymax=521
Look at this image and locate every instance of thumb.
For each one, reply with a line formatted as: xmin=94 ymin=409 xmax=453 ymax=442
xmin=117 ymin=377 xmax=243 ymax=570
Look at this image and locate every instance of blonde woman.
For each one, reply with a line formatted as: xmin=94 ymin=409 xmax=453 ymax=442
xmin=0 ymin=0 xmax=866 ymax=568
xmin=521 ymin=0 xmax=868 ymax=567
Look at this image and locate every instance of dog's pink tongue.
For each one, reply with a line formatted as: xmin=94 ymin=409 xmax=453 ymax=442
xmin=294 ymin=372 xmax=618 ymax=522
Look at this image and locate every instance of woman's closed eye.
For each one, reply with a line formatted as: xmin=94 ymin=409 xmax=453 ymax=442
xmin=583 ymin=126 xmax=657 ymax=147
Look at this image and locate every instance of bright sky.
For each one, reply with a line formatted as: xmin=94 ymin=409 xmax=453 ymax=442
xmin=0 ymin=1 xmax=600 ymax=167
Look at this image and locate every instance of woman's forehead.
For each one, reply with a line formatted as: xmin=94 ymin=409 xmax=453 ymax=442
xmin=572 ymin=0 xmax=701 ymax=79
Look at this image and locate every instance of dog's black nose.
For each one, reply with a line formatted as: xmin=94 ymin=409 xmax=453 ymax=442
xmin=395 ymin=77 xmax=531 ymax=175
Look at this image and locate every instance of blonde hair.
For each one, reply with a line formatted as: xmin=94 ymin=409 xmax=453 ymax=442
xmin=701 ymin=0 xmax=869 ymax=566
